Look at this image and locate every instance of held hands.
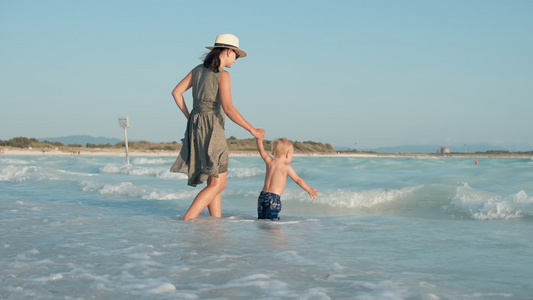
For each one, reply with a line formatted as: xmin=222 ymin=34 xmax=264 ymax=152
xmin=251 ymin=128 xmax=266 ymax=140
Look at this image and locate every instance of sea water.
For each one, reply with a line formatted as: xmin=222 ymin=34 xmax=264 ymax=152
xmin=1 ymin=155 xmax=532 ymax=299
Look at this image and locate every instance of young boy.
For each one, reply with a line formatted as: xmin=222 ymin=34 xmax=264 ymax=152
xmin=256 ymin=137 xmax=319 ymax=220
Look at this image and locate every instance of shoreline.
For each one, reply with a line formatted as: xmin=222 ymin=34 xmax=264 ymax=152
xmin=1 ymin=148 xmax=531 ymax=158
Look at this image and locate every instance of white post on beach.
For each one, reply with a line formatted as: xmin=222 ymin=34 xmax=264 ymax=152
xmin=118 ymin=117 xmax=130 ymax=165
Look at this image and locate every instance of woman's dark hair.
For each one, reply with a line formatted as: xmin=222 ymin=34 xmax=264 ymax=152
xmin=203 ymin=47 xmax=226 ymax=73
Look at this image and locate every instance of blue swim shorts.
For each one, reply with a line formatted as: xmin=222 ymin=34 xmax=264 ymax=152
xmin=257 ymin=191 xmax=282 ymax=220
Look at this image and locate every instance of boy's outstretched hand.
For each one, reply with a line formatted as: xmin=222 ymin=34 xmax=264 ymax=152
xmin=308 ymin=188 xmax=319 ymax=199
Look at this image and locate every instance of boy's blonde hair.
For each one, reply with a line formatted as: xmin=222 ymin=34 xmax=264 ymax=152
xmin=271 ymin=138 xmax=293 ymax=157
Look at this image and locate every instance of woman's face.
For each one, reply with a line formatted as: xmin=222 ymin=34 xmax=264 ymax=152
xmin=223 ymin=49 xmax=239 ymax=68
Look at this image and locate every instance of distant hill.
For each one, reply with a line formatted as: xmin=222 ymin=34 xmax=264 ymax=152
xmin=39 ymin=135 xmax=122 ymax=146
xmin=360 ymin=143 xmax=521 ymax=153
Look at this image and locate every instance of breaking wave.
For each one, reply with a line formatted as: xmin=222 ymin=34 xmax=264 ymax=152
xmin=450 ymin=183 xmax=533 ymax=220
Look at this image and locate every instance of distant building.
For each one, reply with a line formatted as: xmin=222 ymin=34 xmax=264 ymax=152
xmin=439 ymin=147 xmax=451 ymax=154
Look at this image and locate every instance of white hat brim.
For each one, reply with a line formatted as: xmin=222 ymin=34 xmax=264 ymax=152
xmin=206 ymin=46 xmax=247 ymax=58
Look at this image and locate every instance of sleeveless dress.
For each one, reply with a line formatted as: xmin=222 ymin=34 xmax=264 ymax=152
xmin=170 ymin=64 xmax=229 ymax=187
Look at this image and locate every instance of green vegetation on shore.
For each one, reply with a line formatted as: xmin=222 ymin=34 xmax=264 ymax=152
xmin=0 ymin=136 xmax=336 ymax=154
xmin=2 ymin=136 xmax=532 ymax=156
xmin=227 ymin=137 xmax=336 ymax=153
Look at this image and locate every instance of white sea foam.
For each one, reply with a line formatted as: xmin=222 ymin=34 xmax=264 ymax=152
xmin=57 ymin=169 xmax=98 ymax=177
xmin=274 ymin=250 xmax=316 ymax=266
xmin=157 ymin=170 xmax=188 ymax=180
xmin=99 ymin=182 xmax=146 ymax=197
xmin=300 ymin=186 xmax=421 ymax=208
xmin=35 ymin=273 xmax=63 ymax=282
xmin=131 ymin=157 xmax=170 ymax=165
xmin=80 ymin=180 xmax=196 ymax=200
xmin=0 ymin=158 xmax=30 ymax=164
xmin=0 ymin=165 xmax=41 ymax=182
xmin=227 ymin=167 xmax=264 ymax=178
xmin=100 ymin=163 xmax=156 ymax=176
xmin=451 ymin=183 xmax=533 ymax=220
xmin=202 ymin=273 xmax=289 ymax=296
xmin=101 ymin=162 xmax=262 ymax=179
xmin=0 ymin=164 xmax=101 ymax=183
xmin=16 ymin=249 xmax=40 ymax=259
xmin=99 ymin=163 xmax=186 ymax=179
xmin=147 ymin=283 xmax=176 ymax=294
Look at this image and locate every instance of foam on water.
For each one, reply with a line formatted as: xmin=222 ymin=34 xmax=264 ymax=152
xmin=100 ymin=163 xmax=179 ymax=178
xmin=56 ymin=169 xmax=98 ymax=177
xmin=131 ymin=157 xmax=171 ymax=165
xmin=305 ymin=186 xmax=422 ymax=208
xmin=451 ymin=183 xmax=533 ymax=220
xmin=227 ymin=167 xmax=264 ymax=178
xmin=80 ymin=180 xmax=198 ymax=200
xmin=0 ymin=158 xmax=32 ymax=165
xmin=1 ymin=161 xmax=96 ymax=182
xmin=0 ymin=165 xmax=44 ymax=182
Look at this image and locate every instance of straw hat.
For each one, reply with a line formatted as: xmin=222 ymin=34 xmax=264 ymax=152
xmin=206 ymin=34 xmax=247 ymax=58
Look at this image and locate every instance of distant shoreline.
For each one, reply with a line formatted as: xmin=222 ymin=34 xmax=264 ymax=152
xmin=1 ymin=148 xmax=531 ymax=158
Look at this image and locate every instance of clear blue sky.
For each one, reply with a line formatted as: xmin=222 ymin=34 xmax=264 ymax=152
xmin=1 ymin=0 xmax=532 ymax=150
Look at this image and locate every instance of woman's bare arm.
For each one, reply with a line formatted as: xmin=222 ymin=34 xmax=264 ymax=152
xmin=219 ymin=71 xmax=265 ymax=139
xmin=171 ymin=71 xmax=193 ymax=119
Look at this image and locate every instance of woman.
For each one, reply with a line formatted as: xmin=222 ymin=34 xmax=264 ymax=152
xmin=170 ymin=34 xmax=265 ymax=220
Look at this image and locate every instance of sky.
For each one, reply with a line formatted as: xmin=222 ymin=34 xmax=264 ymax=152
xmin=1 ymin=0 xmax=532 ymax=150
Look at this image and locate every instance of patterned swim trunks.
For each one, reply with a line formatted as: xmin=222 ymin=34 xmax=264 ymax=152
xmin=257 ymin=191 xmax=282 ymax=220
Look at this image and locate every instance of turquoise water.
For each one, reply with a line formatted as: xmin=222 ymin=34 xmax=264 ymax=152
xmin=1 ymin=155 xmax=533 ymax=299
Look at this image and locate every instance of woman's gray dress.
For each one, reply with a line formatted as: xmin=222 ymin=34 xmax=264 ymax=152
xmin=170 ymin=65 xmax=229 ymax=186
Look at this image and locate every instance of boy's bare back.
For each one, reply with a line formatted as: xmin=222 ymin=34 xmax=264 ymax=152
xmin=256 ymin=138 xmax=318 ymax=198
xmin=261 ymin=154 xmax=292 ymax=196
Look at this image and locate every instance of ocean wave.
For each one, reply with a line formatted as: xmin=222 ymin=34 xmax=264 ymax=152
xmin=99 ymin=162 xmax=262 ymax=180
xmin=451 ymin=183 xmax=533 ymax=220
xmin=99 ymin=163 xmax=185 ymax=179
xmin=0 ymin=158 xmax=31 ymax=165
xmin=131 ymin=158 xmax=171 ymax=165
xmin=80 ymin=181 xmax=196 ymax=200
xmin=0 ymin=165 xmax=43 ymax=182
xmin=157 ymin=171 xmax=188 ymax=180
xmin=0 ymin=164 xmax=99 ymax=182
xmin=56 ymin=169 xmax=98 ymax=177
xmin=100 ymin=163 xmax=154 ymax=176
xmin=299 ymin=186 xmax=422 ymax=209
xmin=227 ymin=167 xmax=264 ymax=179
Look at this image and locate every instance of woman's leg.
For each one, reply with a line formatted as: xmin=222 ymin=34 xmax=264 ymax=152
xmin=182 ymin=172 xmax=227 ymax=220
xmin=208 ymin=193 xmax=222 ymax=218
xmin=207 ymin=174 xmax=223 ymax=217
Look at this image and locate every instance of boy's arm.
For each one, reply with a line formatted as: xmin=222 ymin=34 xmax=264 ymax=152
xmin=287 ymin=166 xmax=319 ymax=198
xmin=256 ymin=139 xmax=273 ymax=163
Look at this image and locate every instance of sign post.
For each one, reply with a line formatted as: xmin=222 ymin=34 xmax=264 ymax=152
xmin=118 ymin=117 xmax=130 ymax=165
